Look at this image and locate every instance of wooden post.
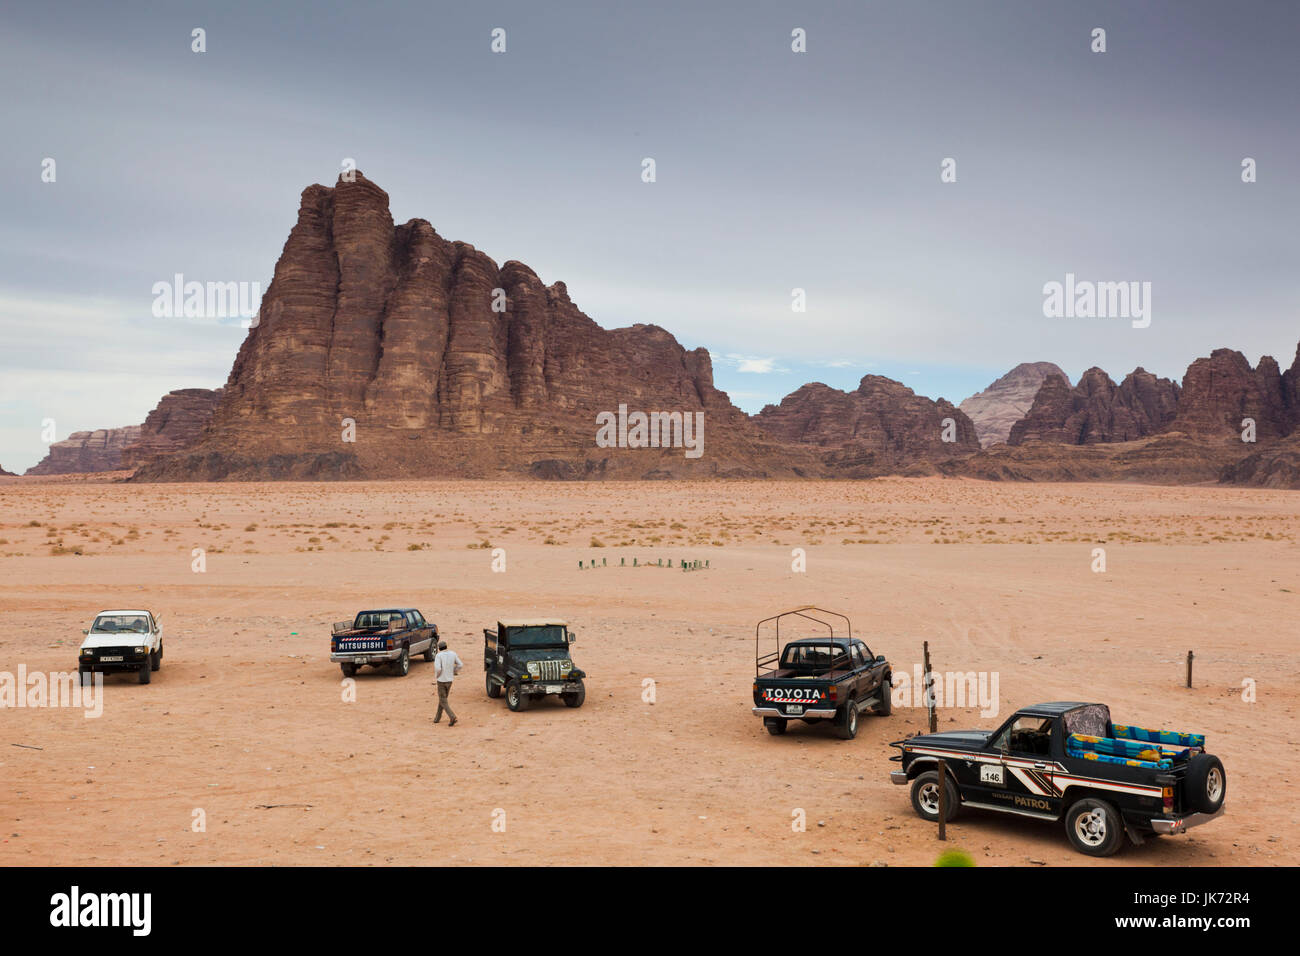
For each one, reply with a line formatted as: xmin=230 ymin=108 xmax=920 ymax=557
xmin=937 ymin=758 xmax=947 ymax=841
xmin=923 ymin=641 xmax=937 ymax=733
xmin=1186 ymin=650 xmax=1194 ymax=688
xmin=924 ymin=640 xmax=945 ymax=839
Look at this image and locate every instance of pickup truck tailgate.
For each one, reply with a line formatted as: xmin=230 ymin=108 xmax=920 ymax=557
xmin=754 ymin=679 xmax=836 ymax=717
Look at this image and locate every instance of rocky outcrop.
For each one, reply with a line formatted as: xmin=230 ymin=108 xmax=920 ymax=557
xmin=1171 ymin=348 xmax=1295 ymax=442
xmin=121 ymin=388 xmax=223 ymax=469
xmin=135 ymin=172 xmax=817 ymax=481
xmin=25 ymin=427 xmax=142 ymax=475
xmin=1008 ymin=368 xmax=1180 ymax=445
xmin=959 ymin=362 xmax=1069 ymax=447
xmin=1220 ymin=435 xmax=1300 ymax=489
xmin=754 ymin=375 xmax=979 ymax=476
xmin=0 ymin=464 xmax=15 ymax=477
xmin=945 ymin=432 xmax=1242 ymax=485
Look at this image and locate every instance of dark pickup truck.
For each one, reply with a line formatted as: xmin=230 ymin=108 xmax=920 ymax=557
xmin=330 ymin=608 xmax=437 ymax=678
xmin=751 ymin=607 xmax=891 ymax=739
xmin=890 ymin=701 xmax=1226 ymax=856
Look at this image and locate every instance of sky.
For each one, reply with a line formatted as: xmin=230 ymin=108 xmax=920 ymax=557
xmin=1 ymin=0 xmax=1297 ymax=471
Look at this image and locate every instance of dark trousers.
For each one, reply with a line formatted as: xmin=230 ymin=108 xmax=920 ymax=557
xmin=436 ymin=681 xmax=457 ymax=722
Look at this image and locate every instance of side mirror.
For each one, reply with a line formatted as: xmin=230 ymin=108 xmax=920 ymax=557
xmin=81 ymin=629 xmax=89 ymax=636
xmin=875 ymin=654 xmax=886 ymax=664
xmin=568 ymin=632 xmax=577 ymax=644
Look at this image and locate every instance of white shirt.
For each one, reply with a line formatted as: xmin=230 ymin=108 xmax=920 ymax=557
xmin=434 ymin=649 xmax=464 ymax=682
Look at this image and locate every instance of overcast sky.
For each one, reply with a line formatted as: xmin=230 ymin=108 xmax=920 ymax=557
xmin=2 ymin=0 xmax=1297 ymax=471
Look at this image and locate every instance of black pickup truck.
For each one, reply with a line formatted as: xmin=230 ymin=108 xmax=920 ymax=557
xmin=330 ymin=608 xmax=437 ymax=677
xmin=890 ymin=701 xmax=1226 ymax=856
xmin=751 ymin=607 xmax=891 ymax=739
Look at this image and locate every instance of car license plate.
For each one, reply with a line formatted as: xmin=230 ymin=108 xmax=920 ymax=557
xmin=545 ymin=684 xmax=561 ymax=694
xmin=786 ymin=704 xmax=804 ymax=715
xmin=101 ymin=656 xmax=123 ymax=662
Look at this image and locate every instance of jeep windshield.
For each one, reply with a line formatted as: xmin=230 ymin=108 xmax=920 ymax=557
xmin=507 ymin=625 xmax=568 ymax=648
xmin=91 ymin=615 xmax=150 ymax=634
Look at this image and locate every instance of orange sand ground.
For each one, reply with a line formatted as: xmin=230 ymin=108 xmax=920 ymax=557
xmin=0 ymin=477 xmax=1296 ymax=866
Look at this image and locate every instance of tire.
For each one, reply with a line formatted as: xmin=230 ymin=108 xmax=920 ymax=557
xmin=874 ymin=674 xmax=892 ymax=715
xmin=1064 ymin=798 xmax=1125 ymax=857
xmin=391 ymin=647 xmax=410 ymax=677
xmin=764 ymin=717 xmax=788 ymax=736
xmin=506 ymin=680 xmax=530 ymax=712
xmin=423 ymin=636 xmax=436 ymax=662
xmin=834 ymin=698 xmax=859 ymax=739
xmin=910 ymin=770 xmax=959 ymax=822
xmin=79 ymin=666 xmax=92 ymax=687
xmin=340 ymin=662 xmax=357 ymax=678
xmin=138 ymin=658 xmax=151 ymax=684
xmin=150 ymin=643 xmax=161 ymax=672
xmin=1185 ymin=754 xmax=1226 ymax=814
xmin=486 ymin=673 xmax=502 ymax=698
xmin=562 ymin=680 xmax=586 ymax=708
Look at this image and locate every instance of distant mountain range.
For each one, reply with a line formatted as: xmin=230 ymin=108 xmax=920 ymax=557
xmin=16 ymin=173 xmax=1300 ymax=489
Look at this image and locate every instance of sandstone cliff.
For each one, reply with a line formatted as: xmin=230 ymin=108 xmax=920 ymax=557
xmin=25 ymin=427 xmax=142 ymax=475
xmin=121 ymin=388 xmax=224 ymax=469
xmin=135 ymin=173 xmax=816 ymax=480
xmin=753 ymin=375 xmax=979 ymax=476
xmin=1007 ymin=367 xmax=1180 ymax=445
xmin=959 ymin=362 xmax=1068 ymax=447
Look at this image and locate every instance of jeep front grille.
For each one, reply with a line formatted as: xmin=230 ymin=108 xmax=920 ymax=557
xmin=536 ymin=660 xmax=565 ymax=681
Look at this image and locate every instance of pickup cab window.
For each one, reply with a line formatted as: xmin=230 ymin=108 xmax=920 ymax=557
xmin=992 ymin=715 xmax=1054 ymax=756
xmin=780 ymin=644 xmax=850 ymax=672
xmin=408 ymin=611 xmax=425 ymax=627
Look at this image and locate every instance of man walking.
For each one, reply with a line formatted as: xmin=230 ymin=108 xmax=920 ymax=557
xmin=433 ymin=640 xmax=464 ymax=726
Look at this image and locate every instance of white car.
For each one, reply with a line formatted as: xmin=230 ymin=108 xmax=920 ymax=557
xmin=78 ymin=609 xmax=163 ymax=684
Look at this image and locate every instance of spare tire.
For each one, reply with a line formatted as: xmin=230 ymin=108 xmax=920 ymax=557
xmin=1186 ymin=754 xmax=1226 ymax=814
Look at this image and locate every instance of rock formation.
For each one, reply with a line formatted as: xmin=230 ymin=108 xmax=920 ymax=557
xmin=134 ymin=172 xmax=816 ymax=480
xmin=753 ymin=375 xmax=979 ymax=476
xmin=1008 ymin=368 xmax=1180 ymax=445
xmin=121 ymin=388 xmax=224 ymax=469
xmin=1171 ymin=348 xmax=1296 ymax=442
xmin=959 ymin=362 xmax=1069 ymax=447
xmin=25 ymin=426 xmax=142 ymax=475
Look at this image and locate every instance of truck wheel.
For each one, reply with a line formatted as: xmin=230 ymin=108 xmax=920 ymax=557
xmin=1065 ymin=799 xmax=1124 ymax=857
xmin=340 ymin=662 xmax=357 ymax=678
xmin=764 ymin=717 xmax=788 ymax=736
xmin=150 ymin=643 xmax=161 ymax=672
xmin=563 ymin=680 xmax=586 ymax=708
xmin=874 ymin=674 xmax=892 ymax=715
xmin=834 ymin=698 xmax=859 ymax=739
xmin=506 ymin=680 xmax=530 ymax=712
xmin=138 ymin=658 xmax=151 ymax=684
xmin=391 ymin=647 xmax=410 ymax=677
xmin=486 ymin=674 xmax=502 ymax=698
xmin=910 ymin=770 xmax=959 ymax=821
xmin=1186 ymin=754 xmax=1226 ymax=813
xmin=423 ymin=638 xmax=436 ymax=662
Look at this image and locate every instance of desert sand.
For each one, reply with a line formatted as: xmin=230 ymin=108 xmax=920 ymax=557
xmin=0 ymin=477 xmax=1296 ymax=866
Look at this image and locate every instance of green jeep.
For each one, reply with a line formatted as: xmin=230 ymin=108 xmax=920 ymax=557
xmin=484 ymin=619 xmax=586 ymax=711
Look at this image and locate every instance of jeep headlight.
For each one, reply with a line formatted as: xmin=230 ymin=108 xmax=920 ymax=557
xmin=561 ymin=661 xmax=573 ymax=675
xmin=526 ymin=661 xmax=540 ymax=676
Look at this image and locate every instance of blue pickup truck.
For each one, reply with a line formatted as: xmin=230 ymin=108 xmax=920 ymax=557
xmin=330 ymin=608 xmax=437 ymax=678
